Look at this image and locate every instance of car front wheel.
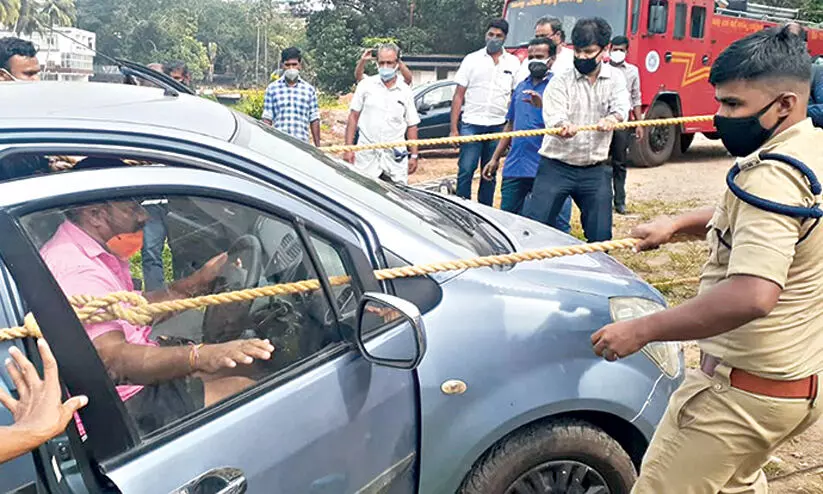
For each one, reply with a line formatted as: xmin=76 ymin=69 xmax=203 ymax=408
xmin=459 ymin=419 xmax=637 ymax=494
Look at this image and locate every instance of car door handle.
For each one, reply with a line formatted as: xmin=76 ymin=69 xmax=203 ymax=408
xmin=170 ymin=467 xmax=247 ymax=494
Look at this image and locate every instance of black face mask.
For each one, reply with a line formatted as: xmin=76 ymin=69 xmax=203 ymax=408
xmin=573 ymin=50 xmax=601 ymax=75
xmin=714 ymin=97 xmax=787 ymax=157
xmin=528 ymin=60 xmax=549 ymax=79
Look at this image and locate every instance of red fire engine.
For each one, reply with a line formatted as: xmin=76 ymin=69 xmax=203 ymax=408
xmin=503 ymin=0 xmax=823 ymax=167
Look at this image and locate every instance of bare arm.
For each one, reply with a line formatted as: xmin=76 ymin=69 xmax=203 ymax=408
xmin=631 ymin=207 xmax=715 ymax=251
xmin=407 ymin=124 xmax=418 ymax=156
xmin=490 ymin=121 xmax=514 ymax=163
xmin=344 ymin=111 xmax=360 ymax=163
xmin=450 ymin=85 xmax=467 ymax=136
xmin=354 ymin=49 xmax=372 ymax=83
xmin=311 ymin=120 xmax=321 ymax=147
xmin=399 ymin=61 xmax=413 ymax=86
xmin=92 ymin=331 xmax=274 ymax=386
xmin=640 ymin=275 xmax=780 ymax=342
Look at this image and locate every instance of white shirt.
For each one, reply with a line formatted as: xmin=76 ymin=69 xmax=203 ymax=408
xmin=515 ymin=44 xmax=575 ymax=82
xmin=349 ymin=75 xmax=420 ymax=184
xmin=454 ymin=48 xmax=521 ymax=126
xmin=539 ymin=63 xmax=630 ymax=166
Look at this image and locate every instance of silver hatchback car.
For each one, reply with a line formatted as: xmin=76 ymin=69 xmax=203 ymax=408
xmin=0 ymin=83 xmax=682 ymax=494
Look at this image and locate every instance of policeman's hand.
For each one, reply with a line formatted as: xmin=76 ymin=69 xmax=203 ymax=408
xmin=591 ymin=320 xmax=649 ymax=361
xmin=522 ymin=89 xmax=543 ymax=109
xmin=630 ymin=216 xmax=676 ymax=252
xmin=197 ymin=339 xmax=275 ymax=373
xmin=559 ymin=123 xmax=578 ymax=138
xmin=482 ymin=159 xmax=500 ymax=181
xmin=344 ymin=150 xmax=356 ymax=164
xmin=0 ymin=339 xmax=88 ymax=443
xmin=596 ymin=117 xmax=617 ymax=132
xmin=408 ymin=157 xmax=419 ymax=175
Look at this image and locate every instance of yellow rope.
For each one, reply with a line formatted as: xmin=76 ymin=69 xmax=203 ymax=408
xmin=0 ymin=238 xmax=647 ymax=341
xmin=650 ymin=277 xmax=701 ymax=289
xmin=320 ymin=115 xmax=715 ymax=153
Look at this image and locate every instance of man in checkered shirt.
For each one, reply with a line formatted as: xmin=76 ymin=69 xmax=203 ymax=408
xmin=262 ymin=47 xmax=321 ymax=146
xmin=523 ymin=17 xmax=630 ymax=242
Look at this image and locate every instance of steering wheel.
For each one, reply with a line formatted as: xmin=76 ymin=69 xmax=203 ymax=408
xmin=201 ymin=234 xmax=264 ymax=343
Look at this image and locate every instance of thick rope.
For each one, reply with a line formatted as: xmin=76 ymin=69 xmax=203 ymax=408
xmin=1 ymin=238 xmax=653 ymax=341
xmin=320 ymin=115 xmax=715 ymax=153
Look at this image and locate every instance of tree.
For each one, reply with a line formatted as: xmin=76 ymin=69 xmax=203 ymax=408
xmin=14 ymin=0 xmax=75 ymax=35
xmin=0 ymin=0 xmax=21 ymax=28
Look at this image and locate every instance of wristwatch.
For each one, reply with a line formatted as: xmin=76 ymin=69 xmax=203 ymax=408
xmin=410 ymin=154 xmax=419 ymax=159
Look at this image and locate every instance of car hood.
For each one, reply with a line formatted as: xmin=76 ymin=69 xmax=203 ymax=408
xmin=446 ymin=198 xmax=664 ymax=301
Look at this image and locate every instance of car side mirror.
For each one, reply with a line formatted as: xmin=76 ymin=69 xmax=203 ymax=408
xmin=355 ymin=292 xmax=427 ymax=369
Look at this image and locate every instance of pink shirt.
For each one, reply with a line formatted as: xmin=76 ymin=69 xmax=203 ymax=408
xmin=40 ymin=221 xmax=156 ymax=403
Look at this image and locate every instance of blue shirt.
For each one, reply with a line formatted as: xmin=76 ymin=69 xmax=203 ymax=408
xmin=262 ymin=78 xmax=320 ymax=143
xmin=808 ymin=65 xmax=823 ymax=128
xmin=503 ymin=74 xmax=552 ymax=178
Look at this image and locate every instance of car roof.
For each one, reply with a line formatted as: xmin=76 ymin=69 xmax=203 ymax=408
xmin=0 ymin=82 xmax=237 ymax=141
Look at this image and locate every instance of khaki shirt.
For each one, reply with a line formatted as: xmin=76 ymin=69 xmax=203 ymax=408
xmin=699 ymin=118 xmax=823 ymax=380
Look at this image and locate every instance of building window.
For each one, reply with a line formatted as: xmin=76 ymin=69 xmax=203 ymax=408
xmin=691 ymin=6 xmax=706 ymax=38
xmin=674 ymin=3 xmax=687 ymax=39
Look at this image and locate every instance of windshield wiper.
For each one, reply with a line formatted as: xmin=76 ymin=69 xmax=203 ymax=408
xmin=404 ymin=186 xmax=478 ymax=235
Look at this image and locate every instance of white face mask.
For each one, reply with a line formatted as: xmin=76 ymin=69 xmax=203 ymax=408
xmin=283 ymin=68 xmax=299 ymax=81
xmin=610 ymin=50 xmax=626 ymax=64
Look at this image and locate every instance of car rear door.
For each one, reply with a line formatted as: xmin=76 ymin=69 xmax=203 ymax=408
xmin=416 ymin=83 xmax=457 ymax=139
xmin=0 ymin=162 xmax=421 ymax=494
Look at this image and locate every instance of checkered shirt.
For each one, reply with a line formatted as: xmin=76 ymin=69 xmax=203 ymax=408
xmin=539 ymin=63 xmax=630 ymax=166
xmin=262 ymin=78 xmax=320 ymax=143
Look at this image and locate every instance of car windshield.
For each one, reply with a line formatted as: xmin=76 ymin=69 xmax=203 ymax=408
xmin=232 ymin=113 xmax=511 ymax=258
xmin=504 ymin=0 xmax=628 ymax=47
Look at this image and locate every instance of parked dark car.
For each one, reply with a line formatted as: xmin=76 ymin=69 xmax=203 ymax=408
xmin=413 ymin=80 xmax=458 ymax=140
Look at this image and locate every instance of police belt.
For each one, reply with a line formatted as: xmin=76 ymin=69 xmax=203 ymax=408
xmin=700 ymin=352 xmax=819 ymax=400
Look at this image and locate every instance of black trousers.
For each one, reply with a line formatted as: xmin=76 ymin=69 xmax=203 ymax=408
xmin=610 ymin=129 xmax=630 ymax=209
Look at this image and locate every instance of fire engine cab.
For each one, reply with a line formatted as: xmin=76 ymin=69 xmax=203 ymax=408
xmin=504 ymin=0 xmax=823 ymax=167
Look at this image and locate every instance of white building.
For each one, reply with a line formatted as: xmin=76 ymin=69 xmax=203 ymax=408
xmin=0 ymin=27 xmax=96 ymax=82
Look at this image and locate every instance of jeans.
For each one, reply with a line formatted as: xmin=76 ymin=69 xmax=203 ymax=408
xmin=456 ymin=123 xmax=503 ymax=206
xmin=142 ymin=203 xmax=169 ymax=291
xmin=610 ymin=129 xmax=630 ymax=209
xmin=524 ymin=157 xmax=613 ymax=242
xmin=501 ymin=177 xmax=572 ymax=233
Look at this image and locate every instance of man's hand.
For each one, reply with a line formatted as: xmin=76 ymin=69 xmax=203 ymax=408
xmin=360 ymin=49 xmax=374 ymax=62
xmin=0 ymin=339 xmax=88 ymax=443
xmin=522 ymin=89 xmax=543 ymax=109
xmin=344 ymin=150 xmax=356 ymax=164
xmin=408 ymin=156 xmax=419 ymax=175
xmin=630 ymin=216 xmax=676 ymax=252
xmin=591 ymin=319 xmax=650 ymax=361
xmin=173 ymin=252 xmax=229 ymax=297
xmin=196 ymin=339 xmax=275 ymax=373
xmin=449 ymin=129 xmax=461 ymax=148
xmin=48 ymin=159 xmax=75 ymax=172
xmin=634 ymin=126 xmax=644 ymax=140
xmin=559 ymin=123 xmax=578 ymax=138
xmin=482 ymin=159 xmax=500 ymax=181
xmin=596 ymin=116 xmax=618 ymax=132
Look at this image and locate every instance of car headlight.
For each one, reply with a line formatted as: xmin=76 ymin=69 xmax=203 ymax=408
xmin=609 ymin=297 xmax=682 ymax=378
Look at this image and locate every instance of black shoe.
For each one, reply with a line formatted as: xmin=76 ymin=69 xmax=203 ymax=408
xmin=615 ymin=205 xmax=627 ymax=215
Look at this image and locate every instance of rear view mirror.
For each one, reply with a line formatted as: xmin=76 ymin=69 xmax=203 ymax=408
xmin=355 ymin=292 xmax=427 ymax=369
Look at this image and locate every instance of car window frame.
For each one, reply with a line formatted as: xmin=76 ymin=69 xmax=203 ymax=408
xmin=0 ymin=158 xmax=388 ymax=472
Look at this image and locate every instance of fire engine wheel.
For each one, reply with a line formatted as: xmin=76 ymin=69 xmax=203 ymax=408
xmin=632 ymin=102 xmax=677 ymax=168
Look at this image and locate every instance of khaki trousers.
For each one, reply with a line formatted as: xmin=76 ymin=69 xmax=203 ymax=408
xmin=632 ymin=366 xmax=822 ymax=494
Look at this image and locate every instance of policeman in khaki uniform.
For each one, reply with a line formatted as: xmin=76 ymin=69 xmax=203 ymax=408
xmin=590 ymin=27 xmax=823 ymax=493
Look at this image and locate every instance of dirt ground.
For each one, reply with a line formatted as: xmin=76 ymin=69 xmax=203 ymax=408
xmin=408 ymin=135 xmax=823 ymax=493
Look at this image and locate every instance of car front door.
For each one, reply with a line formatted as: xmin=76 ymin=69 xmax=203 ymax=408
xmin=416 ymin=83 xmax=457 ymax=139
xmin=0 ymin=159 xmax=421 ymax=494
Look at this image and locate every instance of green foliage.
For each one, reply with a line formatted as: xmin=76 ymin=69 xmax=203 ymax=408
xmin=0 ymin=0 xmax=21 ymax=27
xmin=76 ymin=0 xmax=306 ymax=85
xmin=235 ymin=90 xmax=266 ymax=119
xmin=10 ymin=0 xmax=75 ymax=35
xmin=306 ymin=0 xmax=504 ymax=93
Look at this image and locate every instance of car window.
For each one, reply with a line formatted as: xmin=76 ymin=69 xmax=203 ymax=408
xmin=421 ymin=85 xmax=455 ymax=109
xmin=18 ymin=193 xmax=362 ymax=439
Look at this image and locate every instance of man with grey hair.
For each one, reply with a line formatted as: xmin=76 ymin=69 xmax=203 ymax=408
xmin=515 ymin=17 xmax=574 ymax=80
xmin=344 ymin=43 xmax=420 ymax=184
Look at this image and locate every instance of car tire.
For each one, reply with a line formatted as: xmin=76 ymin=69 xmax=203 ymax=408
xmin=459 ymin=419 xmax=637 ymax=494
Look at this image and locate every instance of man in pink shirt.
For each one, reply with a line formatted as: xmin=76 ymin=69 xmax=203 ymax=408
xmin=39 ymin=157 xmax=275 ymax=435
